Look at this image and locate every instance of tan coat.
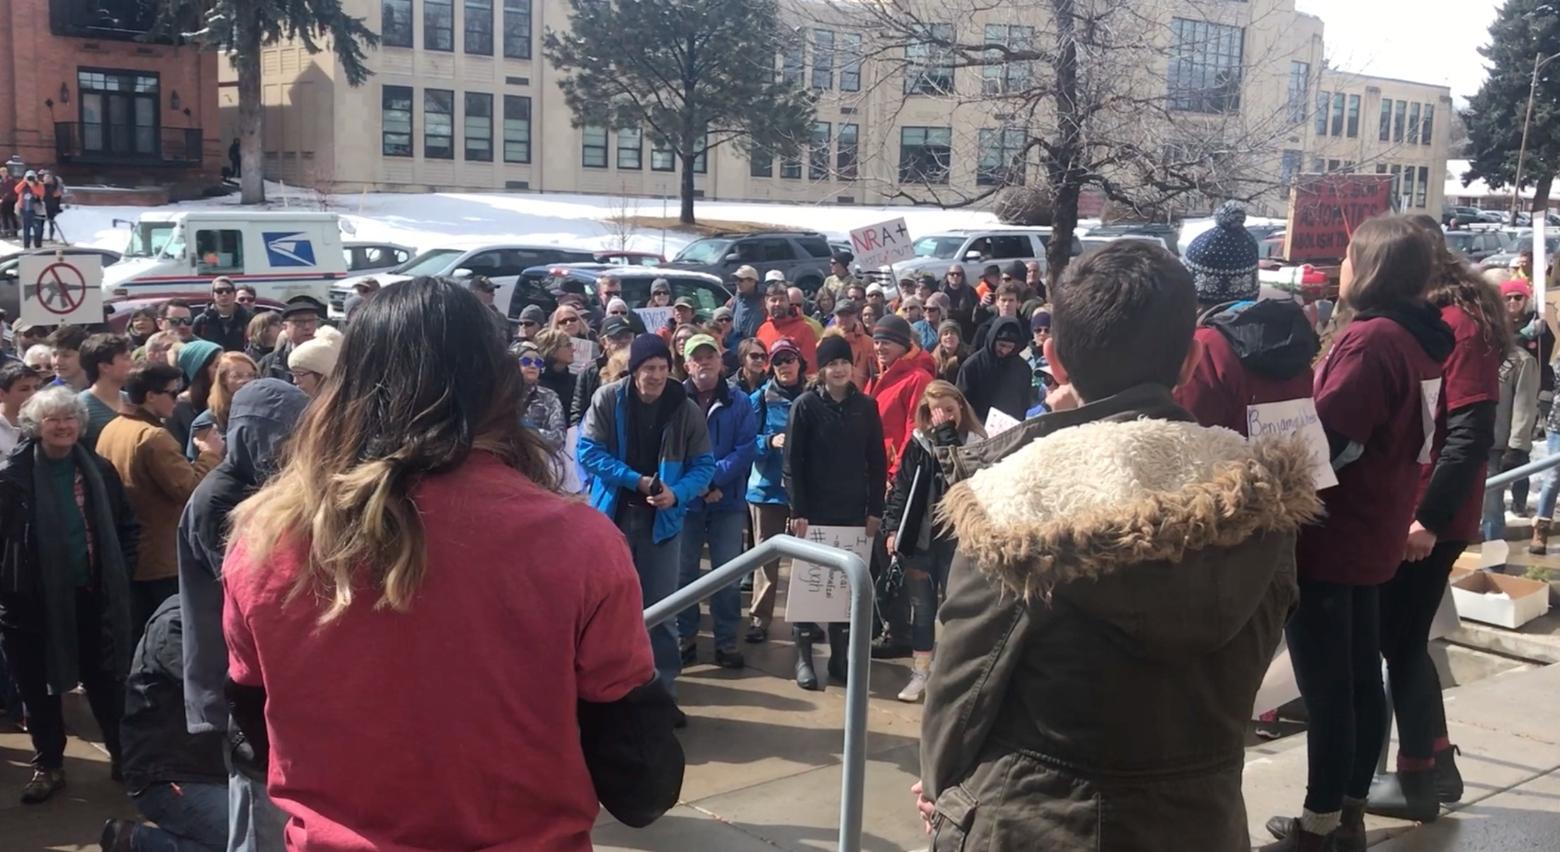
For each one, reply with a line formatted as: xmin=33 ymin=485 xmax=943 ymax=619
xmin=94 ymin=410 xmax=219 ymax=581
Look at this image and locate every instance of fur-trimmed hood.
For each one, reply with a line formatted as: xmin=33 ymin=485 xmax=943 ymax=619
xmin=941 ymin=418 xmax=1320 ymax=604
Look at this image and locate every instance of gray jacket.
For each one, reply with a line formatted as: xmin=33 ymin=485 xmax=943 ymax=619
xmin=1495 ymin=347 xmax=1540 ymax=452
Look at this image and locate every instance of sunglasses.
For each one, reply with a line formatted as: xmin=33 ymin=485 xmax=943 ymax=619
xmin=746 ymin=352 xmax=768 ymax=361
xmin=213 ymin=287 xmax=235 ymax=295
xmin=518 ymin=356 xmax=546 ymax=368
xmin=559 ymin=315 xmax=581 ymax=323
xmin=520 ymin=319 xmax=539 ymax=327
xmin=164 ymin=317 xmax=191 ymax=326
xmin=1506 ymin=295 xmax=1528 ymax=302
xmin=237 ymin=295 xmax=256 ymax=303
xmin=771 ymin=355 xmax=799 ymax=366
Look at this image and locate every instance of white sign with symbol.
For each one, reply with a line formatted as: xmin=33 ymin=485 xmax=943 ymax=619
xmin=1245 ymin=397 xmax=1337 ymax=490
xmin=848 ymin=218 xmax=915 ymax=272
xmin=19 ymin=253 xmax=104 ymax=327
xmin=785 ymin=525 xmax=872 ymax=624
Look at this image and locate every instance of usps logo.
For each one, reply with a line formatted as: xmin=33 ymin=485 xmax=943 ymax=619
xmin=262 ymin=232 xmax=317 ymax=267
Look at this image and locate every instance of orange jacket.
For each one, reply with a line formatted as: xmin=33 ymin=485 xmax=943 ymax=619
xmin=865 ymin=352 xmax=934 ymax=482
xmin=756 ymin=315 xmax=820 ymax=373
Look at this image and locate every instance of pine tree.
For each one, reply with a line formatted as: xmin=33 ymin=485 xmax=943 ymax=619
xmin=1462 ymin=0 xmax=1560 ymax=218
xmin=544 ymin=0 xmax=816 ymax=224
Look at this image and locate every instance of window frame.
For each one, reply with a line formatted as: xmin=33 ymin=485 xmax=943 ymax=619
xmin=1380 ymin=98 xmax=1393 ymax=142
xmin=1286 ymin=60 xmax=1310 ymax=124
xmin=1330 ymin=92 xmax=1345 ymax=138
xmin=651 ymin=136 xmax=674 ymax=172
xmin=582 ymin=125 xmax=608 ymax=168
xmin=502 ymin=95 xmax=531 ymax=163
xmin=617 ymin=127 xmax=643 ymax=169
xmin=423 ymin=89 xmax=455 ymax=159
xmin=899 ymin=125 xmax=952 ymax=185
xmin=905 ymin=23 xmax=955 ymax=96
xmin=464 ymin=0 xmax=493 ymax=55
xmin=1421 ymin=105 xmax=1434 ymax=146
xmin=750 ymin=149 xmax=773 ymax=178
xmin=1315 ymin=90 xmax=1330 ymax=135
xmin=976 ymin=126 xmax=1026 ymax=186
xmin=809 ymin=121 xmax=832 ymax=180
xmin=837 ymin=123 xmax=859 ymax=179
xmin=782 ymin=37 xmax=805 ymax=85
xmin=1393 ymin=100 xmax=1407 ymax=142
xmin=1407 ymin=102 xmax=1421 ymax=145
xmin=839 ymin=33 xmax=862 ymax=92
xmin=1415 ymin=165 xmax=1429 ymax=208
xmin=1166 ymin=17 xmax=1245 ymax=114
xmin=381 ymin=84 xmax=414 ymax=157
xmin=1346 ymin=94 xmax=1360 ymax=138
xmin=194 ymin=229 xmax=245 ymax=273
xmin=463 ymin=91 xmax=493 ymax=162
xmin=981 ymin=24 xmax=1034 ymax=96
xmin=381 ymin=0 xmax=413 ymax=48
xmin=812 ymin=30 xmax=834 ymax=90
xmin=424 ymin=0 xmax=454 ymax=51
xmin=502 ymin=0 xmax=532 ymax=59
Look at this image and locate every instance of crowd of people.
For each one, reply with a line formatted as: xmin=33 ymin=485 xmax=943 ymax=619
xmin=0 ymin=203 xmax=1549 ymax=851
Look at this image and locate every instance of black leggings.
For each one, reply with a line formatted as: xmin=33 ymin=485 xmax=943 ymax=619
xmin=1287 ymin=579 xmax=1382 ymax=813
xmin=0 ymin=591 xmax=124 ymax=770
xmin=1379 ymin=541 xmax=1463 ymax=761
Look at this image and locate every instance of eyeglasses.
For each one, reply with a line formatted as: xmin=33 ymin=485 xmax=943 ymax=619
xmin=236 ymin=295 xmax=256 ymax=304
xmin=152 ymin=386 xmax=181 ymax=397
xmin=559 ymin=315 xmax=581 ymax=324
xmin=746 ymin=352 xmax=768 ymax=361
xmin=1506 ymin=295 xmax=1528 ymax=302
xmin=518 ymin=356 xmax=546 ymax=368
xmin=213 ymin=287 xmax=235 ymax=295
xmin=164 ymin=317 xmax=191 ymax=326
xmin=771 ymin=356 xmax=799 ymax=366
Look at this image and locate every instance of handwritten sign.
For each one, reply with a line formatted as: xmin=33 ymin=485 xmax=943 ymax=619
xmin=1282 ymin=174 xmax=1394 ymax=263
xmin=1419 ymin=378 xmax=1442 ymax=465
xmin=568 ymin=337 xmax=600 ymax=375
xmin=1246 ymin=398 xmax=1338 ymax=490
xmin=848 ymin=218 xmax=915 ymax=272
xmin=635 ymin=306 xmax=674 ymax=332
xmin=785 ymin=525 xmax=872 ymax=623
xmin=984 ymin=406 xmax=1021 ymax=438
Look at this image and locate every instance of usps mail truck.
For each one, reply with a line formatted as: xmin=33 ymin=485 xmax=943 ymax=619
xmin=103 ymin=211 xmax=347 ymax=305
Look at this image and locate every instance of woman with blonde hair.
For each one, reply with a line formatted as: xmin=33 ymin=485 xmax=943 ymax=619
xmin=221 ymin=278 xmax=682 ymax=848
xmin=532 ymin=327 xmax=577 ymax=405
xmin=244 ymin=312 xmax=282 ymax=363
xmin=882 ymin=380 xmax=984 ymax=702
xmin=185 ymin=351 xmax=259 ymax=459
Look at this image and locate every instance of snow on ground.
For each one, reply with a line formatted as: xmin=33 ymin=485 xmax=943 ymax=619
xmin=2 ymin=183 xmax=1003 ymax=261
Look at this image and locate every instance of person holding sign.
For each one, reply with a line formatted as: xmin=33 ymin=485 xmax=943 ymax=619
xmin=783 ymin=335 xmax=885 ymax=690
xmin=1264 ymin=218 xmax=1454 ymax=852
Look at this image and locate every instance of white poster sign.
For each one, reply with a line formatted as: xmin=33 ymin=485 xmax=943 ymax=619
xmin=568 ymin=337 xmax=600 ymax=375
xmin=983 ymin=406 xmax=1021 ymax=438
xmin=1246 ymin=398 xmax=1338 ymax=490
xmin=848 ymin=218 xmax=915 ymax=272
xmin=785 ymin=525 xmax=873 ymax=624
xmin=1419 ymin=378 xmax=1442 ymax=465
xmin=635 ymin=306 xmax=674 ymax=333
xmin=1251 ymin=640 xmax=1299 ymax=718
xmin=19 ymin=253 xmax=104 ymax=327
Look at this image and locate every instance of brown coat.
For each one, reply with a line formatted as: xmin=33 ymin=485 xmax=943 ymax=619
xmin=94 ymin=410 xmax=218 ymax=581
xmin=921 ymin=384 xmax=1318 ymax=852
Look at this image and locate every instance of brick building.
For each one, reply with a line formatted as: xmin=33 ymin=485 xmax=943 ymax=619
xmin=0 ymin=0 xmax=223 ymax=197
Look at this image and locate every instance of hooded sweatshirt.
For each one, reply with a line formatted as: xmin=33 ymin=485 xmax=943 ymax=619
xmin=1175 ymin=299 xmax=1319 ymax=435
xmin=179 ymin=378 xmax=308 ymax=734
xmin=955 ymin=316 xmax=1034 ymax=423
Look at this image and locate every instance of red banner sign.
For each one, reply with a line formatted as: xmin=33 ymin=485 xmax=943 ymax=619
xmin=1283 ymin=174 xmax=1396 ymax=263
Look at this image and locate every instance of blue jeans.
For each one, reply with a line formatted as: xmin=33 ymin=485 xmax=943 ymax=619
xmin=621 ymin=507 xmax=683 ymax=696
xmin=1537 ymin=432 xmax=1560 ymax=521
xmin=227 ymin=756 xmax=287 ymax=852
xmin=20 ymin=211 xmax=42 ymax=248
xmin=1482 ymin=449 xmax=1529 ymax=542
xmin=906 ymin=537 xmax=956 ymax=652
xmin=676 ymin=508 xmax=746 ymax=651
xmin=130 ymin=781 xmax=228 ymax=852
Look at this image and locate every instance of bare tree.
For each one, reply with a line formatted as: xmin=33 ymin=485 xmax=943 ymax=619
xmin=602 ymin=186 xmax=642 ymax=252
xmin=817 ymin=0 xmax=1314 ymax=281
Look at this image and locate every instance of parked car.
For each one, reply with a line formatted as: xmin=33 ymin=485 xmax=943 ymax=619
xmin=661 ymin=231 xmax=833 ymax=291
xmin=505 ymin=264 xmax=731 ymax=324
xmin=343 ymin=241 xmax=413 ymax=274
xmin=881 ymin=227 xmax=1082 ymax=284
xmin=328 ymin=243 xmax=598 ymax=317
xmin=1481 ymin=232 xmax=1560 ymax=271
xmin=594 ymin=249 xmax=664 ymax=267
xmin=0 ymin=247 xmax=122 ymax=321
xmin=1445 ymin=229 xmax=1513 ymax=264
xmin=1080 ymin=223 xmax=1181 ymax=256
xmin=1442 ymin=205 xmax=1486 ymax=226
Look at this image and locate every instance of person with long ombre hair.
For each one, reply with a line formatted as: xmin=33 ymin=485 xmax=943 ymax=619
xmin=220 ymin=277 xmax=683 ymax=849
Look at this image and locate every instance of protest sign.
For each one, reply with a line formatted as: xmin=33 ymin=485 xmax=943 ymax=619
xmin=785 ymin=525 xmax=872 ymax=623
xmin=848 ymin=218 xmax=915 ymax=272
xmin=984 ymin=407 xmax=1021 ymax=437
xmin=1282 ymin=174 xmax=1394 ymax=263
xmin=19 ymin=252 xmax=103 ymax=327
xmin=1246 ymin=398 xmax=1337 ymax=490
xmin=568 ymin=337 xmax=600 ymax=374
xmin=635 ymin=306 xmax=674 ymax=332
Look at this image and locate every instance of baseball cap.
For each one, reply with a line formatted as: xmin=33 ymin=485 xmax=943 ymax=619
xmin=834 ymin=299 xmax=860 ymax=315
xmin=712 ymin=306 xmax=733 ymax=321
xmin=601 ymin=315 xmax=635 ymax=338
xmin=650 ymin=278 xmax=671 ymax=294
xmin=734 ymin=265 xmax=759 ymax=280
xmin=683 ymin=333 xmax=720 ymax=360
xmin=518 ymin=304 xmax=547 ymax=325
xmin=926 ymin=292 xmax=951 ymax=310
xmin=764 ymin=270 xmax=786 ymax=283
xmin=832 ymin=250 xmax=854 ymax=265
xmin=866 ymin=283 xmax=885 ymax=296
xmin=767 ymin=337 xmax=801 ymax=360
xmin=673 ymin=296 xmax=697 ymax=309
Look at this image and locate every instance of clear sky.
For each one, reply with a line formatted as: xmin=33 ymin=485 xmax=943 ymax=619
xmin=1295 ymin=0 xmax=1505 ymax=102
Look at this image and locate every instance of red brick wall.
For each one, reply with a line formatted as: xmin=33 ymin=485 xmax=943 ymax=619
xmin=0 ymin=0 xmax=222 ymax=188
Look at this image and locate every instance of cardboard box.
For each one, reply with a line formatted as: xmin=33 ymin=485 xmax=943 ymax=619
xmin=1451 ymin=570 xmax=1552 ymax=630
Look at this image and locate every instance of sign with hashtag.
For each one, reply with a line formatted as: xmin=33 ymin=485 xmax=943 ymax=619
xmin=785 ymin=525 xmax=871 ymax=624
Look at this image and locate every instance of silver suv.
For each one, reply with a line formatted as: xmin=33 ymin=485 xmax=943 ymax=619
xmin=662 ymin=231 xmax=834 ymax=291
xmin=881 ymin=228 xmax=1081 ymax=283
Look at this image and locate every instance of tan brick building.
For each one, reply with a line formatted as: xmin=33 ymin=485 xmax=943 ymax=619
xmin=1299 ymin=69 xmax=1453 ymax=214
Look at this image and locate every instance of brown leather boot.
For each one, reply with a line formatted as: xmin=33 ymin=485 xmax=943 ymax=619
xmin=1530 ymin=518 xmax=1550 ymax=555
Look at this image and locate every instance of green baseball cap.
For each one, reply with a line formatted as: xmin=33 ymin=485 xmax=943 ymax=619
xmin=683 ymin=333 xmax=720 ymax=360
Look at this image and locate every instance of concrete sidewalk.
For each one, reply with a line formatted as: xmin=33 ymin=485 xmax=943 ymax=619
xmin=3 ymin=639 xmax=1558 ymax=851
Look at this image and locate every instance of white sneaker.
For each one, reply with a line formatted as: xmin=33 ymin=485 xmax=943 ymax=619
xmin=897 ymin=668 xmax=929 ymax=703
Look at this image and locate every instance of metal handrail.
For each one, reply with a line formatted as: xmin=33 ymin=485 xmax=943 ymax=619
xmin=643 ymin=534 xmax=872 ymax=852
xmin=1484 ymin=452 xmax=1560 ymax=491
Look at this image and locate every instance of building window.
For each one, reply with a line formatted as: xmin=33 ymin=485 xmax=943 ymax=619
xmin=503 ymin=0 xmax=531 ymax=59
xmin=424 ymin=89 xmax=454 ymax=158
xmin=1315 ymin=90 xmax=1330 ymax=135
xmin=1379 ymin=98 xmax=1393 ymax=142
xmin=1416 ymin=165 xmax=1429 ymax=207
xmin=840 ymin=33 xmax=862 ymax=92
xmin=1421 ymin=105 xmax=1434 ymax=146
xmin=1393 ymin=100 xmax=1406 ymax=142
xmin=780 ymin=151 xmax=801 ymax=179
xmin=1280 ymin=149 xmax=1302 ymax=187
xmin=692 ymin=133 xmax=708 ymax=174
xmin=782 ymin=37 xmax=805 ymax=84
xmin=1330 ymin=92 xmax=1345 ymax=138
xmin=464 ymin=92 xmax=492 ymax=161
xmin=382 ymin=85 xmax=413 ymax=157
xmin=1346 ymin=94 xmax=1360 ymax=138
xmin=977 ymin=126 xmax=1026 ymax=186
xmin=582 ymin=125 xmax=607 ymax=168
xmin=982 ymin=24 xmax=1034 ymax=96
xmin=1286 ymin=61 xmax=1309 ymax=123
xmin=425 ymin=0 xmax=453 ymax=51
xmin=381 ymin=0 xmax=413 ymax=48
xmin=1407 ymin=102 xmax=1421 ymax=145
xmin=812 ymin=30 xmax=834 ymax=90
xmin=809 ymin=122 xmax=832 ymax=180
xmin=617 ymin=127 xmax=642 ymax=169
xmin=1327 ymin=159 xmax=1340 ymax=172
xmin=651 ymin=136 xmax=674 ymax=171
xmin=1167 ymin=18 xmax=1244 ymax=113
xmin=1401 ymin=165 xmax=1416 ymax=207
xmin=76 ymin=70 xmax=159 ymax=156
xmin=464 ymin=0 xmax=493 ymax=54
xmin=905 ymin=23 xmax=954 ymax=95
xmin=750 ymin=149 xmax=772 ymax=178
xmin=899 ymin=126 xmax=952 ymax=184
xmin=502 ymin=95 xmax=530 ymax=163
xmin=837 ymin=123 xmax=858 ymax=179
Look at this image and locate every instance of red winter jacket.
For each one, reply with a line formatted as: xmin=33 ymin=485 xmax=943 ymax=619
xmin=866 ymin=352 xmax=934 ymax=481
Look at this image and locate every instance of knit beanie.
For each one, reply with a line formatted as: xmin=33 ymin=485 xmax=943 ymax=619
xmin=1184 ymin=201 xmax=1259 ymax=303
xmin=1031 ymin=310 xmax=1052 ymax=331
xmin=873 ymin=314 xmax=914 ymax=349
xmin=937 ymin=319 xmax=962 ymax=338
xmin=627 ymin=333 xmax=671 ymax=374
xmin=816 ymin=334 xmax=854 ymax=369
xmin=288 ymin=336 xmax=341 ymax=377
xmin=175 ymin=339 xmax=221 ymax=382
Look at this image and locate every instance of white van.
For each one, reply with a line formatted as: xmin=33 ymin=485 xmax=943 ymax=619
xmin=103 ymin=211 xmax=347 ymax=305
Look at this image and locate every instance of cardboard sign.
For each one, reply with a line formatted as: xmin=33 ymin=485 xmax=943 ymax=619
xmin=1246 ymin=398 xmax=1337 ymax=490
xmin=984 ymin=406 xmax=1021 ymax=438
xmin=1419 ymin=378 xmax=1442 ymax=465
xmin=635 ymin=306 xmax=674 ymax=332
xmin=785 ymin=525 xmax=872 ymax=623
xmin=1283 ymin=174 xmax=1395 ymax=263
xmin=19 ymin=252 xmax=104 ymax=327
xmin=568 ymin=337 xmax=600 ymax=375
xmin=848 ymin=218 xmax=915 ymax=272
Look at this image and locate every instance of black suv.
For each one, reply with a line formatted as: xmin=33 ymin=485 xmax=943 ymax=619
xmin=506 ymin=264 xmax=732 ymax=323
xmin=662 ymin=231 xmax=834 ymax=291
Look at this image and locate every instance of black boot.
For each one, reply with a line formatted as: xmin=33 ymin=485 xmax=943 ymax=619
xmin=1258 ymin=819 xmax=1337 ymax=851
xmin=1266 ymin=802 xmax=1363 ymax=852
xmin=1435 ymin=746 xmax=1464 ymax=803
xmin=1367 ymin=770 xmax=1441 ymax=823
xmin=794 ymin=628 xmax=820 ymax=691
xmin=827 ymin=624 xmax=850 ymax=684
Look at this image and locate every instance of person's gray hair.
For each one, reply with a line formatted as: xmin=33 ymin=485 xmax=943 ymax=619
xmin=22 ymin=344 xmax=53 ymax=370
xmin=18 ymin=386 xmax=87 ymax=440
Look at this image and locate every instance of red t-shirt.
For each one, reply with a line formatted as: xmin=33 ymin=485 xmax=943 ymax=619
xmin=1297 ymin=316 xmax=1445 ymax=585
xmin=223 ymin=453 xmax=653 ymax=851
xmin=1175 ymin=326 xmax=1316 ymax=435
xmin=1415 ymin=305 xmax=1501 ymax=542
